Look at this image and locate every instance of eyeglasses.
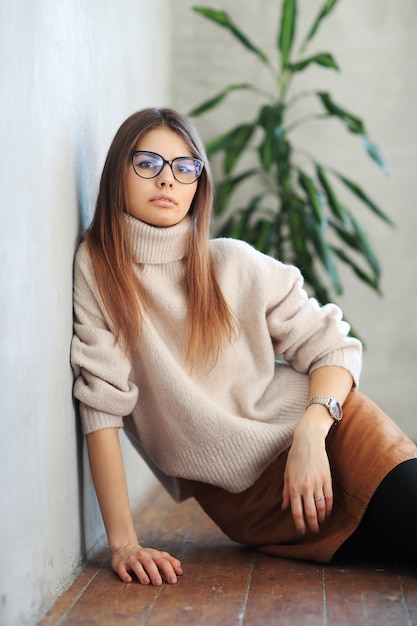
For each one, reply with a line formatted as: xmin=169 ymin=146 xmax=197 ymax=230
xmin=130 ymin=150 xmax=204 ymax=185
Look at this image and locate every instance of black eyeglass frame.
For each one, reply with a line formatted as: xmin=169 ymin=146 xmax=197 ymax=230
xmin=130 ymin=150 xmax=205 ymax=185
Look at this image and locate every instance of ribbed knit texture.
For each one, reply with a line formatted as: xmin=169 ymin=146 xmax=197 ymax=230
xmin=71 ymin=215 xmax=362 ymax=500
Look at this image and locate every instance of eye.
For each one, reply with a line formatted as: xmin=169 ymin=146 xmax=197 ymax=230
xmin=131 ymin=152 xmax=164 ymax=178
xmin=174 ymin=158 xmax=198 ymax=175
xmin=134 ymin=156 xmax=159 ymax=170
xmin=139 ymin=160 xmax=155 ymax=170
xmin=176 ymin=162 xmax=193 ymax=174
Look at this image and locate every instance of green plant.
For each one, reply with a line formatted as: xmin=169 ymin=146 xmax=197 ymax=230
xmin=190 ymin=0 xmax=392 ymax=317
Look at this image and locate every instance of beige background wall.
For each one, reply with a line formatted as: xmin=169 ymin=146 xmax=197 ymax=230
xmin=172 ymin=0 xmax=417 ymax=439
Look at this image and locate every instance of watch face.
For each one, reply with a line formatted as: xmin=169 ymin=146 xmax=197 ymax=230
xmin=330 ymin=399 xmax=342 ymax=421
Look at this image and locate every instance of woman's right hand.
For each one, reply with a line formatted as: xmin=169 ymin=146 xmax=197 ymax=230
xmin=111 ymin=543 xmax=183 ymax=585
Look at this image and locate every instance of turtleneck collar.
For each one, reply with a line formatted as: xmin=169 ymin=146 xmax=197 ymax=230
xmin=125 ymin=214 xmax=191 ymax=264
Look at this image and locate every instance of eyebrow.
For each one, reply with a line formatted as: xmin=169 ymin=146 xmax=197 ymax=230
xmin=133 ymin=149 xmax=195 ymax=159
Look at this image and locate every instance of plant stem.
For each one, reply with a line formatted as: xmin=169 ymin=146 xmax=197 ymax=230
xmin=279 ymin=69 xmax=291 ymax=100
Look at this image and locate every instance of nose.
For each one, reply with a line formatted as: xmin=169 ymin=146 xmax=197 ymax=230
xmin=157 ymin=162 xmax=175 ymax=187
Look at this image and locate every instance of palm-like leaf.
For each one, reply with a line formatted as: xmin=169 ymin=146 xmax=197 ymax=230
xmin=192 ymin=7 xmax=269 ymax=65
xmin=189 ymin=84 xmax=253 ymax=117
xmin=300 ymin=0 xmax=341 ymax=52
xmin=289 ymin=52 xmax=339 ymax=73
xmin=278 ymin=0 xmax=297 ymax=69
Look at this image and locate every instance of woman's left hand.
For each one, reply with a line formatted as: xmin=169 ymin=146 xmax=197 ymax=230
xmin=281 ymin=407 xmax=334 ymax=534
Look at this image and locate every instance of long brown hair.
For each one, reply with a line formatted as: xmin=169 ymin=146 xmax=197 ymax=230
xmin=86 ymin=107 xmax=236 ymax=369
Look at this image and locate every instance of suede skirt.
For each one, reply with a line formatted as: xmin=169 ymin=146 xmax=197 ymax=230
xmin=189 ymin=391 xmax=417 ymax=564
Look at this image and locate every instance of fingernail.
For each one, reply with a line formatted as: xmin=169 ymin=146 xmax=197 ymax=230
xmin=168 ymin=576 xmax=177 ymax=584
xmin=141 ymin=576 xmax=150 ymax=585
xmin=153 ymin=577 xmax=162 ymax=586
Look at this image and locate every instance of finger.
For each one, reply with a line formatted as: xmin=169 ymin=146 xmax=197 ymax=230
xmin=281 ymin=482 xmax=290 ymax=510
xmin=160 ymin=552 xmax=183 ymax=578
xmin=313 ymin=495 xmax=327 ymax=524
xmin=132 ymin=550 xmax=182 ymax=585
xmin=289 ymin=495 xmax=306 ymax=534
xmin=160 ymin=551 xmax=182 ymax=567
xmin=153 ymin=555 xmax=181 ymax=584
xmin=137 ymin=550 xmax=181 ymax=584
xmin=123 ymin=558 xmax=153 ymax=585
xmin=324 ymin=488 xmax=333 ymax=518
xmin=119 ymin=553 xmax=161 ymax=586
xmin=304 ymin=497 xmax=320 ymax=533
xmin=139 ymin=558 xmax=163 ymax=586
xmin=141 ymin=551 xmax=183 ymax=585
xmin=114 ymin=562 xmax=134 ymax=584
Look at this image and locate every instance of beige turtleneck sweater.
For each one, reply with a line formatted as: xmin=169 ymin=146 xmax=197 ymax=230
xmin=71 ymin=215 xmax=362 ymax=501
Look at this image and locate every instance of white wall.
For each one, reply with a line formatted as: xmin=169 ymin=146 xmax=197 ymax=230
xmin=0 ymin=2 xmax=170 ymax=624
xmin=172 ymin=0 xmax=417 ymax=439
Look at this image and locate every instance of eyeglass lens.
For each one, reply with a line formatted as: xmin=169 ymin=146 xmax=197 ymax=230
xmin=131 ymin=151 xmax=203 ymax=184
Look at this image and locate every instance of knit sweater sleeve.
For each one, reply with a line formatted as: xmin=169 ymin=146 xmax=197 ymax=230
xmin=70 ymin=243 xmax=139 ymax=434
xmin=260 ymin=251 xmax=362 ymax=386
xmin=266 ymin=261 xmax=362 ymax=385
xmin=213 ymin=239 xmax=362 ymax=387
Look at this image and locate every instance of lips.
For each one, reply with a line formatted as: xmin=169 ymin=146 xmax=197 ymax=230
xmin=151 ymin=194 xmax=177 ymax=207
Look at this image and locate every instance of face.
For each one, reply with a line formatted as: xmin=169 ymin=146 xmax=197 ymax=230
xmin=125 ymin=127 xmax=199 ymax=227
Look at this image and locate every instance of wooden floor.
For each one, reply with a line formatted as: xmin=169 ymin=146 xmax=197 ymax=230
xmin=39 ymin=486 xmax=417 ymax=626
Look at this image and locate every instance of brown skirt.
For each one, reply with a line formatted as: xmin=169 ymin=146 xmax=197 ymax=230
xmin=189 ymin=391 xmax=417 ymax=563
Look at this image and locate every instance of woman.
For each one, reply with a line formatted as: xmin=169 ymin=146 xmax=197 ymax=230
xmin=71 ymin=107 xmax=417 ymax=587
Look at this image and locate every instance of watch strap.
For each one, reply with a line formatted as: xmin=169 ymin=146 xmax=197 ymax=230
xmin=305 ymin=396 xmax=342 ymax=422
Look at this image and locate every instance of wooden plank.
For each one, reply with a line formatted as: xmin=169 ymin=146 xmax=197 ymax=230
xmin=38 ymin=560 xmax=106 ymax=626
xmin=244 ymin=553 xmax=325 ymax=626
xmin=325 ymin=560 xmax=415 ymax=626
xmin=53 ymin=567 xmax=161 ymax=626
xmin=396 ymin=562 xmax=417 ymax=625
xmin=144 ymin=504 xmax=256 ymax=625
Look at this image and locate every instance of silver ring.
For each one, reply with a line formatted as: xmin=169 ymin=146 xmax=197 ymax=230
xmin=314 ymin=496 xmax=326 ymax=501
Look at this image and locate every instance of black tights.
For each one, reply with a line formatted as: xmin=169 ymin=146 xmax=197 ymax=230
xmin=334 ymin=459 xmax=417 ymax=562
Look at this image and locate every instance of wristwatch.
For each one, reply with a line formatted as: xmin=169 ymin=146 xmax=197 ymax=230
xmin=306 ymin=396 xmax=343 ymax=423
